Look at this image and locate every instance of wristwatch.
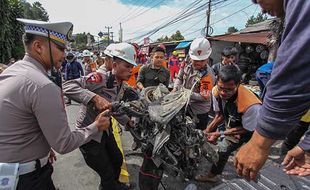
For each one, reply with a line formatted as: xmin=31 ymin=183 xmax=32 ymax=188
xmin=220 ymin=130 xmax=225 ymax=139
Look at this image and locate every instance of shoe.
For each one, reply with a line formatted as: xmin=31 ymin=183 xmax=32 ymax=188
xmin=195 ymin=174 xmax=219 ymax=183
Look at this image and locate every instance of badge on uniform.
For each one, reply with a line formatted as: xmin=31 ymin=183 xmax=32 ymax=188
xmin=86 ymin=73 xmax=102 ymax=83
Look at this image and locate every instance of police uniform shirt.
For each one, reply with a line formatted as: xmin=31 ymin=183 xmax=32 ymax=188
xmin=0 ymin=55 xmax=98 ymax=163
xmin=174 ymin=64 xmax=216 ymax=115
xmin=62 ymin=69 xmax=130 ymax=142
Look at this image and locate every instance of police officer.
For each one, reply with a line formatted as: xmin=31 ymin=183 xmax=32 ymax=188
xmin=63 ymin=43 xmax=137 ymax=190
xmin=172 ymin=37 xmax=216 ymax=130
xmin=0 ymin=19 xmax=111 ymax=190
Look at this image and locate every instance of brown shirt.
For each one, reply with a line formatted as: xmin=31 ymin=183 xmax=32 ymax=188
xmin=0 ymin=55 xmax=98 ymax=163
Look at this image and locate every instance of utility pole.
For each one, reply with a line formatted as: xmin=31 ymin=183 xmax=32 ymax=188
xmin=206 ymin=0 xmax=211 ymax=37
xmin=119 ymin=22 xmax=123 ymax=42
xmin=110 ymin=32 xmax=114 ymax=42
xmin=105 ymin=26 xmax=112 ymax=45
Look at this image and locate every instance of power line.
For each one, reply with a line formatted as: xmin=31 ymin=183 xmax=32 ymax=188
xmin=125 ymin=0 xmax=204 ymax=35
xmin=112 ymin=0 xmax=151 ymax=24
xmin=182 ymin=3 xmax=253 ymax=37
xmin=126 ymin=0 xmax=230 ymax=42
xmin=121 ymin=0 xmax=167 ymax=23
xmin=126 ymin=0 xmax=213 ymax=41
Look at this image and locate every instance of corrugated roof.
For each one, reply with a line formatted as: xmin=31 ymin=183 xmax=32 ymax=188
xmin=209 ymin=31 xmax=271 ymax=45
xmin=238 ymin=19 xmax=275 ymax=34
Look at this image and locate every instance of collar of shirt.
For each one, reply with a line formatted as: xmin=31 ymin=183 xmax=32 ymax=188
xmin=23 ymin=54 xmax=48 ymax=77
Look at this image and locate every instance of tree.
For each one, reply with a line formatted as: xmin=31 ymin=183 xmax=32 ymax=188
xmin=156 ymin=35 xmax=169 ymax=42
xmin=72 ymin=32 xmax=95 ymax=51
xmin=170 ymin=30 xmax=184 ymax=41
xmin=226 ymin=26 xmax=239 ymax=34
xmin=156 ymin=30 xmax=185 ymax=42
xmin=21 ymin=1 xmax=49 ymax=21
xmin=0 ymin=0 xmax=49 ymax=63
xmin=245 ymin=13 xmax=268 ymax=27
xmin=0 ymin=0 xmax=24 ymax=63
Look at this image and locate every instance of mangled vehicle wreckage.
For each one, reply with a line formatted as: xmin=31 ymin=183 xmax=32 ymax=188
xmin=112 ymin=85 xmax=219 ymax=189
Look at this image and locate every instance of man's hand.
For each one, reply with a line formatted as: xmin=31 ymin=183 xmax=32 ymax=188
xmin=95 ymin=110 xmax=111 ymax=131
xmin=49 ymin=149 xmax=57 ymax=164
xmin=92 ymin=95 xmax=111 ymax=112
xmin=206 ymin=132 xmax=220 ymax=144
xmin=282 ymin=146 xmax=310 ymax=176
xmin=234 ymin=131 xmax=275 ymax=181
xmin=171 ymin=88 xmax=177 ymax=93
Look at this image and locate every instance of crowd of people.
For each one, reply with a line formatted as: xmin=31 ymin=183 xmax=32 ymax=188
xmin=0 ymin=0 xmax=310 ymax=190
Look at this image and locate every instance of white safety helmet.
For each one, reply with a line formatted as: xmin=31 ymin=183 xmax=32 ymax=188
xmin=111 ymin=43 xmax=137 ymax=66
xmin=189 ymin=37 xmax=212 ymax=61
xmin=104 ymin=44 xmax=116 ymax=58
xmin=82 ymin=50 xmax=91 ymax=57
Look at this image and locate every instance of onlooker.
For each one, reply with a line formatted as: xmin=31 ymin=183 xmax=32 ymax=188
xmin=64 ymin=52 xmax=84 ymax=104
xmin=136 ymin=46 xmax=170 ymax=90
xmin=212 ymin=47 xmax=238 ymax=77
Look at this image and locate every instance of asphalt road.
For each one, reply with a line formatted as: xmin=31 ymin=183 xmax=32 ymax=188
xmin=52 ymin=102 xmax=287 ymax=190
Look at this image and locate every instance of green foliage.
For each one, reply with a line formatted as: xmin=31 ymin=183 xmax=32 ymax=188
xmin=21 ymin=0 xmax=49 ymax=21
xmin=0 ymin=0 xmax=49 ymax=63
xmin=156 ymin=30 xmax=185 ymax=42
xmin=245 ymin=13 xmax=268 ymax=27
xmin=72 ymin=32 xmax=95 ymax=51
xmin=226 ymin=26 xmax=239 ymax=34
xmin=170 ymin=30 xmax=185 ymax=41
xmin=0 ymin=0 xmax=24 ymax=63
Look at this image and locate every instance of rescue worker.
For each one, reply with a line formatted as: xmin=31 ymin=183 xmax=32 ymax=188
xmin=97 ymin=43 xmax=115 ymax=72
xmin=83 ymin=49 xmax=97 ymax=75
xmin=168 ymin=50 xmax=180 ymax=81
xmin=212 ymin=46 xmax=238 ymax=77
xmin=126 ymin=63 xmax=142 ymax=88
xmin=94 ymin=51 xmax=104 ymax=67
xmin=63 ymin=43 xmax=137 ymax=190
xmin=195 ymin=65 xmax=262 ymax=182
xmin=136 ymin=46 xmax=170 ymax=90
xmin=235 ymin=0 xmax=310 ymax=180
xmin=0 ymin=18 xmax=110 ymax=190
xmin=172 ymin=37 xmax=216 ymax=130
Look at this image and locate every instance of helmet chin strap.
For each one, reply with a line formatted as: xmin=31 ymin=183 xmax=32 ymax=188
xmin=47 ymin=31 xmax=62 ymax=88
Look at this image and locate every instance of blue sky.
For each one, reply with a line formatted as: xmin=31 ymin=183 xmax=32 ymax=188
xmin=27 ymin=0 xmax=261 ymax=43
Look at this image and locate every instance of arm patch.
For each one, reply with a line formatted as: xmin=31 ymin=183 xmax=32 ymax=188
xmin=86 ymin=72 xmax=102 ymax=83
